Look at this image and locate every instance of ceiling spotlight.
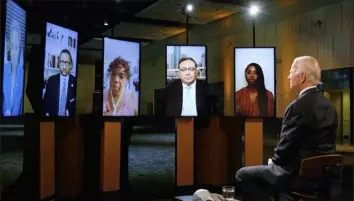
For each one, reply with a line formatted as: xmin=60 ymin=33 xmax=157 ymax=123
xmin=249 ymin=5 xmax=259 ymax=16
xmin=185 ymin=4 xmax=193 ymax=13
xmin=104 ymin=21 xmax=108 ymax=26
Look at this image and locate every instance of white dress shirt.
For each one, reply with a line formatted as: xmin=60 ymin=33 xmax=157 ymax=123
xmin=181 ymin=81 xmax=198 ymax=116
xmin=299 ymin=85 xmax=317 ymax=97
xmin=58 ymin=74 xmax=69 ymax=115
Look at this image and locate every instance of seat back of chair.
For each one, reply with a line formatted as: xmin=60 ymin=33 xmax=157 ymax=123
xmin=299 ymin=154 xmax=343 ymax=180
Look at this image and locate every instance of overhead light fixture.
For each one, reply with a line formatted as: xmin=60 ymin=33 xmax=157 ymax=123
xmin=104 ymin=21 xmax=108 ymax=26
xmin=249 ymin=5 xmax=259 ymax=16
xmin=185 ymin=3 xmax=193 ymax=13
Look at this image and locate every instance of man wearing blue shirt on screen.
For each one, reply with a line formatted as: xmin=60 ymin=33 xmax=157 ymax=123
xmin=2 ymin=19 xmax=24 ymax=116
xmin=42 ymin=49 xmax=76 ymax=116
xmin=165 ymin=57 xmax=208 ymax=116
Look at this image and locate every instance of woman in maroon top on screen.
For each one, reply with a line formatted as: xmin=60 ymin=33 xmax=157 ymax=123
xmin=235 ymin=63 xmax=274 ymax=117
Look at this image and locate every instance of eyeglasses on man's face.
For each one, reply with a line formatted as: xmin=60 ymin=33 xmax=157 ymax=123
xmin=59 ymin=60 xmax=71 ymax=66
xmin=179 ymin=67 xmax=196 ymax=72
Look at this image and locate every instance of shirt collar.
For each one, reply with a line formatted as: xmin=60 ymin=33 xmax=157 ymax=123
xmin=60 ymin=74 xmax=69 ymax=80
xmin=182 ymin=80 xmax=196 ymax=89
xmin=299 ymin=85 xmax=317 ymax=97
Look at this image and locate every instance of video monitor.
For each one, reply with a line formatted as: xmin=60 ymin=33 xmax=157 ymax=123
xmin=41 ymin=22 xmax=78 ymax=117
xmin=102 ymin=37 xmax=140 ymax=117
xmin=2 ymin=0 xmax=26 ymax=116
xmin=165 ymin=45 xmax=208 ymax=117
xmin=234 ymin=47 xmax=275 ymax=118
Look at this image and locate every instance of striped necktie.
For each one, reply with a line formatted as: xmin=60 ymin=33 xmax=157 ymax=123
xmin=58 ymin=78 xmax=67 ymax=116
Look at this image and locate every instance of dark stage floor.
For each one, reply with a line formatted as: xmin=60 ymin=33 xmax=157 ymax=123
xmin=128 ymin=132 xmax=176 ymax=197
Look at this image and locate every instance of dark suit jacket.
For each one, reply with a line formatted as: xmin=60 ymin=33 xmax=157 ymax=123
xmin=42 ymin=73 xmax=76 ymax=116
xmin=272 ymin=87 xmax=337 ymax=170
xmin=165 ymin=79 xmax=209 ymax=116
xmin=263 ymin=87 xmax=337 ymax=187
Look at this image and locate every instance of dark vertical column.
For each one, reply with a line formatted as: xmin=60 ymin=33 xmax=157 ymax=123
xmin=350 ymin=69 xmax=353 ymax=145
xmin=186 ymin=15 xmax=189 ymax=45
xmin=252 ymin=20 xmax=255 ymax=48
xmin=0 ymin=0 xmax=2 ymax=121
xmin=93 ymin=60 xmax=102 ymax=113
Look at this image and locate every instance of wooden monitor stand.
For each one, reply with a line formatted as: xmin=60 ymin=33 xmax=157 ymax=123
xmin=244 ymin=118 xmax=263 ymax=166
xmin=100 ymin=121 xmax=122 ymax=192
xmin=39 ymin=121 xmax=55 ymax=200
xmin=176 ymin=117 xmax=194 ymax=187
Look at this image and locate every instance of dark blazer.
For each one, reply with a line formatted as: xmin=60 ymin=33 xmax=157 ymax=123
xmin=165 ymin=79 xmax=209 ymax=116
xmin=42 ymin=73 xmax=76 ymax=116
xmin=263 ymin=87 xmax=337 ymax=188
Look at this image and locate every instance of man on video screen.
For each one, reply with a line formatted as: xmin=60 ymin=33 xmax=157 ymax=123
xmin=42 ymin=49 xmax=76 ymax=116
xmin=2 ymin=19 xmax=24 ymax=116
xmin=165 ymin=57 xmax=208 ymax=116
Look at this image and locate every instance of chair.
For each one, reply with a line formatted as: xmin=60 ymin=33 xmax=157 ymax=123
xmin=290 ymin=154 xmax=344 ymax=201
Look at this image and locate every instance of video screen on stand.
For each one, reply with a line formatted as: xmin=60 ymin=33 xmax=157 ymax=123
xmin=2 ymin=0 xmax=26 ymax=116
xmin=41 ymin=22 xmax=78 ymax=117
xmin=165 ymin=45 xmax=208 ymax=117
xmin=102 ymin=37 xmax=140 ymax=117
xmin=234 ymin=47 xmax=276 ymax=118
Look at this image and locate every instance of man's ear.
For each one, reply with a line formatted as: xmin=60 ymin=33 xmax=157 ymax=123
xmin=300 ymin=72 xmax=306 ymax=83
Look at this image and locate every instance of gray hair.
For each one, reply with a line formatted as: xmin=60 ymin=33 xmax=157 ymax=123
xmin=293 ymin=56 xmax=322 ymax=85
xmin=9 ymin=19 xmax=21 ymax=43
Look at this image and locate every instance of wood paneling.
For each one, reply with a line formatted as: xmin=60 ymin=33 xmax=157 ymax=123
xmin=195 ymin=117 xmax=228 ymax=184
xmin=253 ymin=0 xmax=354 ymax=115
xmin=176 ymin=118 xmax=194 ymax=186
xmin=195 ymin=117 xmax=243 ymax=185
xmin=76 ymin=64 xmax=95 ymax=114
xmin=100 ymin=122 xmax=121 ymax=192
xmin=139 ymin=0 xmax=354 ymax=116
xmin=39 ymin=122 xmax=55 ymax=199
xmin=318 ymin=36 xmax=334 ymax=70
xmin=311 ymin=8 xmax=325 ymax=38
xmin=217 ymin=0 xmax=353 ymax=117
xmin=55 ymin=118 xmax=83 ymax=197
xmin=245 ymin=119 xmax=263 ymax=166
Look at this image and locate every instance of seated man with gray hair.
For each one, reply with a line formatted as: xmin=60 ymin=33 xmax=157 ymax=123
xmin=235 ymin=56 xmax=338 ymax=201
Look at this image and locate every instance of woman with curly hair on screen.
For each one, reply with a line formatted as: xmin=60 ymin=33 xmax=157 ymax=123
xmin=235 ymin=63 xmax=274 ymax=117
xmin=103 ymin=56 xmax=138 ymax=116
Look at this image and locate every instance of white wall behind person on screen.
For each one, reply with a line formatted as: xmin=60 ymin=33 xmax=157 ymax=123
xmin=103 ymin=38 xmax=140 ymax=90
xmin=234 ymin=48 xmax=275 ymax=96
xmin=44 ymin=22 xmax=78 ymax=81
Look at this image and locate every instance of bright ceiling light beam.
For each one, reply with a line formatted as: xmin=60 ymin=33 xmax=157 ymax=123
xmin=249 ymin=5 xmax=259 ymax=16
xmin=186 ymin=4 xmax=193 ymax=13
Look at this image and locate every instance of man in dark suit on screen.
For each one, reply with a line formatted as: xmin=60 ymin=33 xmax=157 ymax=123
xmin=165 ymin=57 xmax=208 ymax=116
xmin=42 ymin=49 xmax=76 ymax=116
xmin=235 ymin=56 xmax=338 ymax=201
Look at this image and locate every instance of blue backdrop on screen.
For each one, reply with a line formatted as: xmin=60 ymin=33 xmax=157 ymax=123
xmin=165 ymin=45 xmax=208 ymax=117
xmin=234 ymin=47 xmax=276 ymax=118
xmin=2 ymin=0 xmax=26 ymax=116
xmin=41 ymin=22 xmax=78 ymax=117
xmin=102 ymin=37 xmax=140 ymax=117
